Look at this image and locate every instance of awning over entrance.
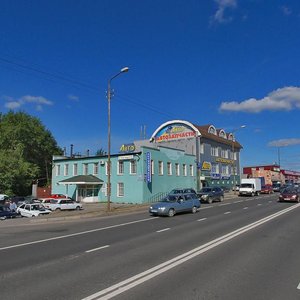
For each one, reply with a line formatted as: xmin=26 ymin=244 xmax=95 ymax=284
xmin=58 ymin=175 xmax=103 ymax=185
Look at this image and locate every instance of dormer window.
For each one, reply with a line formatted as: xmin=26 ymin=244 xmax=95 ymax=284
xmin=208 ymin=125 xmax=217 ymax=135
xmin=228 ymin=133 xmax=234 ymax=141
xmin=219 ymin=129 xmax=227 ymax=139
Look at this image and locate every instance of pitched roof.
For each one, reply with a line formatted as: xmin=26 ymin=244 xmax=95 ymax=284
xmin=193 ymin=124 xmax=243 ymax=149
xmin=58 ymin=175 xmax=103 ymax=185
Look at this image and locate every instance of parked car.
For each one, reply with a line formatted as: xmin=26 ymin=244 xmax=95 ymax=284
xmin=278 ymin=187 xmax=300 ymax=203
xmin=169 ymin=188 xmax=197 ymax=196
xmin=272 ymin=182 xmax=282 ymax=192
xmin=220 ymin=186 xmax=230 ymax=193
xmin=232 ymin=184 xmax=240 ymax=192
xmin=45 ymin=199 xmax=83 ymax=211
xmin=261 ymin=185 xmax=274 ymax=194
xmin=0 ymin=206 xmax=19 ymax=220
xmin=197 ymin=187 xmax=224 ymax=204
xmin=149 ymin=193 xmax=201 ymax=217
xmin=50 ymin=194 xmax=67 ymax=199
xmin=17 ymin=203 xmax=51 ymax=217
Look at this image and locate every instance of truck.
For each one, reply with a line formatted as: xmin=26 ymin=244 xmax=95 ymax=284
xmin=239 ymin=178 xmax=262 ymax=196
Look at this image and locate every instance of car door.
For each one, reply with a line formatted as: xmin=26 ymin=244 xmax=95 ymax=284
xmin=24 ymin=204 xmax=31 ymax=217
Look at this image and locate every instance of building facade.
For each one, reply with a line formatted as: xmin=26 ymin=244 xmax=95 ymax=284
xmin=51 ymin=120 xmax=243 ymax=203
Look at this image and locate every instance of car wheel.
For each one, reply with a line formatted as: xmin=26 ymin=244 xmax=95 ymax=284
xmin=192 ymin=206 xmax=197 ymax=214
xmin=76 ymin=206 xmax=80 ymax=210
xmin=56 ymin=208 xmax=61 ymax=211
xmin=168 ymin=208 xmax=175 ymax=217
xmin=207 ymin=197 xmax=213 ymax=204
xmin=0 ymin=216 xmax=6 ymax=220
xmin=220 ymin=196 xmax=224 ymax=202
xmin=251 ymin=192 xmax=254 ymax=197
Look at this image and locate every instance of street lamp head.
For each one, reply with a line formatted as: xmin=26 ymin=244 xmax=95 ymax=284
xmin=121 ymin=67 xmax=129 ymax=73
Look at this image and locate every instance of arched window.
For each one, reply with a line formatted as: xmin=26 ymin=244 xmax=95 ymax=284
xmin=208 ymin=125 xmax=217 ymax=135
xmin=219 ymin=129 xmax=227 ymax=139
xmin=228 ymin=133 xmax=234 ymax=141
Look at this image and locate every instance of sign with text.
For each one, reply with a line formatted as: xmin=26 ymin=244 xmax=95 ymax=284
xmin=146 ymin=152 xmax=151 ymax=183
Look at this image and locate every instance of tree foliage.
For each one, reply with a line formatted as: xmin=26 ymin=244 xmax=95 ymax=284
xmin=0 ymin=111 xmax=62 ymax=195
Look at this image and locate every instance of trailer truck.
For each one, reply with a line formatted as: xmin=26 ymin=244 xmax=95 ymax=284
xmin=239 ymin=178 xmax=262 ymax=196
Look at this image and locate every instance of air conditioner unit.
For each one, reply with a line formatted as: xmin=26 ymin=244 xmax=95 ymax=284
xmin=100 ymin=160 xmax=105 ymax=165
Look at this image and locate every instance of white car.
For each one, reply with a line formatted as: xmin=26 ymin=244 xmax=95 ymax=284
xmin=45 ymin=199 xmax=83 ymax=211
xmin=17 ymin=203 xmax=51 ymax=217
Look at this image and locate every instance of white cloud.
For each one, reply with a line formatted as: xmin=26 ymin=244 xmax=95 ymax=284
xmin=268 ymin=138 xmax=300 ymax=147
xmin=211 ymin=0 xmax=237 ymax=24
xmin=68 ymin=94 xmax=79 ymax=101
xmin=219 ymin=86 xmax=300 ymax=113
xmin=3 ymin=95 xmax=53 ymax=111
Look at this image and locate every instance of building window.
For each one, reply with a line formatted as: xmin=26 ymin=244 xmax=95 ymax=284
xmin=83 ymin=163 xmax=88 ymax=175
xmin=211 ymin=147 xmax=219 ymax=157
xmin=130 ymin=160 xmax=137 ymax=174
xmin=221 ymin=165 xmax=229 ymax=175
xmin=234 ymin=152 xmax=237 ymax=160
xmin=167 ymin=162 xmax=172 ymax=175
xmin=212 ymin=163 xmax=219 ymax=174
xmin=117 ymin=161 xmax=124 ymax=175
xmin=151 ymin=160 xmax=154 ymax=175
xmin=117 ymin=182 xmax=124 ymax=197
xmin=189 ymin=165 xmax=194 ymax=176
xmin=200 ymin=143 xmax=204 ymax=154
xmin=73 ymin=163 xmax=78 ymax=176
xmin=158 ymin=161 xmax=163 ymax=175
xmin=175 ymin=163 xmax=180 ymax=176
xmin=183 ymin=164 xmax=187 ymax=176
xmin=64 ymin=164 xmax=69 ymax=176
xmin=93 ymin=163 xmax=99 ymax=175
xmin=56 ymin=164 xmax=61 ymax=176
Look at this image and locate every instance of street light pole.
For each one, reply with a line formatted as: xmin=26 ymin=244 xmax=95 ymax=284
xmin=232 ymin=125 xmax=246 ymax=194
xmin=107 ymin=67 xmax=129 ymax=212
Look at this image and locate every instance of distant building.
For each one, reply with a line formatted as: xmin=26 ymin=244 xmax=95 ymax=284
xmin=243 ymin=164 xmax=300 ymax=185
xmin=51 ymin=120 xmax=243 ymax=203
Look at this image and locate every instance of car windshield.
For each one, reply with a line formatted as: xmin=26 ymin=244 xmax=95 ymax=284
xmin=170 ymin=190 xmax=182 ymax=194
xmin=282 ymin=188 xmax=296 ymax=194
xmin=32 ymin=204 xmax=41 ymax=210
xmin=200 ymin=188 xmax=211 ymax=192
xmin=162 ymin=195 xmax=178 ymax=202
xmin=241 ymin=184 xmax=253 ymax=188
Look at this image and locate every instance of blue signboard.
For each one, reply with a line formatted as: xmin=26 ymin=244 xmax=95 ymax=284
xmin=146 ymin=152 xmax=151 ymax=183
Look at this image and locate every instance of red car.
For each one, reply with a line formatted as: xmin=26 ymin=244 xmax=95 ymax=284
xmin=278 ymin=188 xmax=300 ymax=202
xmin=50 ymin=194 xmax=67 ymax=199
xmin=261 ymin=185 xmax=273 ymax=194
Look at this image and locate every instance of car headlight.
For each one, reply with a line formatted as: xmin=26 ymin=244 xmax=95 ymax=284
xmin=292 ymin=195 xmax=297 ymax=199
xmin=158 ymin=207 xmax=166 ymax=211
xmin=202 ymin=195 xmax=208 ymax=199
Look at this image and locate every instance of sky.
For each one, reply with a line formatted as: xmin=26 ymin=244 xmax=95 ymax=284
xmin=1 ymin=0 xmax=300 ymax=171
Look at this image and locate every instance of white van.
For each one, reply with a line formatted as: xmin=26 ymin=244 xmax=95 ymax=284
xmin=0 ymin=194 xmax=9 ymax=201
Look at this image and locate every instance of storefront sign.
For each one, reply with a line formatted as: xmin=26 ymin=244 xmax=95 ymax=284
xmin=216 ymin=158 xmax=234 ymax=164
xmin=154 ymin=124 xmax=196 ymax=143
xmin=119 ymin=143 xmax=135 ymax=153
xmin=146 ymin=152 xmax=151 ymax=183
xmin=202 ymin=161 xmax=211 ymax=171
xmin=211 ymin=173 xmax=221 ymax=179
xmin=118 ymin=155 xmax=134 ymax=161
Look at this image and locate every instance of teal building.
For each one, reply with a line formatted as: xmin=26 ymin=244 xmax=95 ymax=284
xmin=51 ymin=120 xmax=243 ymax=204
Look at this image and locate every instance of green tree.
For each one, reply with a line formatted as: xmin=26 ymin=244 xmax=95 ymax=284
xmin=0 ymin=111 xmax=62 ymax=195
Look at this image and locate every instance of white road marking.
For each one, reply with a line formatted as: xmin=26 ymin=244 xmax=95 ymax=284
xmin=233 ymin=200 xmax=244 ymax=203
xmin=82 ymin=204 xmax=300 ymax=300
xmin=257 ymin=204 xmax=262 ymax=206
xmin=268 ymin=201 xmax=272 ymax=203
xmin=197 ymin=218 xmax=207 ymax=222
xmin=0 ymin=217 xmax=158 ymax=251
xmin=297 ymin=282 xmax=300 ymax=290
xmin=156 ymin=228 xmax=170 ymax=233
xmin=220 ymin=203 xmax=231 ymax=206
xmin=224 ymin=211 xmax=231 ymax=215
xmin=86 ymin=245 xmax=110 ymax=253
xmin=243 ymin=207 xmax=249 ymax=210
xmin=200 ymin=206 xmax=213 ymax=210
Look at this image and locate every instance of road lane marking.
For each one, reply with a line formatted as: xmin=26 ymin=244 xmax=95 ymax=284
xmin=0 ymin=217 xmax=159 ymax=251
xmin=219 ymin=203 xmax=231 ymax=206
xmin=257 ymin=204 xmax=262 ymax=206
xmin=200 ymin=206 xmax=213 ymax=210
xmin=243 ymin=207 xmax=249 ymax=210
xmin=82 ymin=204 xmax=300 ymax=300
xmin=86 ymin=245 xmax=110 ymax=253
xmin=297 ymin=282 xmax=300 ymax=290
xmin=233 ymin=200 xmax=244 ymax=203
xmin=197 ymin=218 xmax=207 ymax=222
xmin=224 ymin=211 xmax=231 ymax=215
xmin=156 ymin=228 xmax=170 ymax=233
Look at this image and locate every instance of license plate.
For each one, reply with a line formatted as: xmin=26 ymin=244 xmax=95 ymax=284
xmin=150 ymin=209 xmax=158 ymax=213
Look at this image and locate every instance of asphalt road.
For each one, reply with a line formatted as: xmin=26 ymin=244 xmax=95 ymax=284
xmin=1 ymin=194 xmax=300 ymax=300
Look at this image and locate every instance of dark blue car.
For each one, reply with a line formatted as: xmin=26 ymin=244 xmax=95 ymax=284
xmin=0 ymin=206 xmax=19 ymax=220
xmin=149 ymin=193 xmax=201 ymax=217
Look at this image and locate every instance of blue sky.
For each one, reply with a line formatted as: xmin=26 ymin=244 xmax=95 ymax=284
xmin=1 ymin=0 xmax=300 ymax=171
